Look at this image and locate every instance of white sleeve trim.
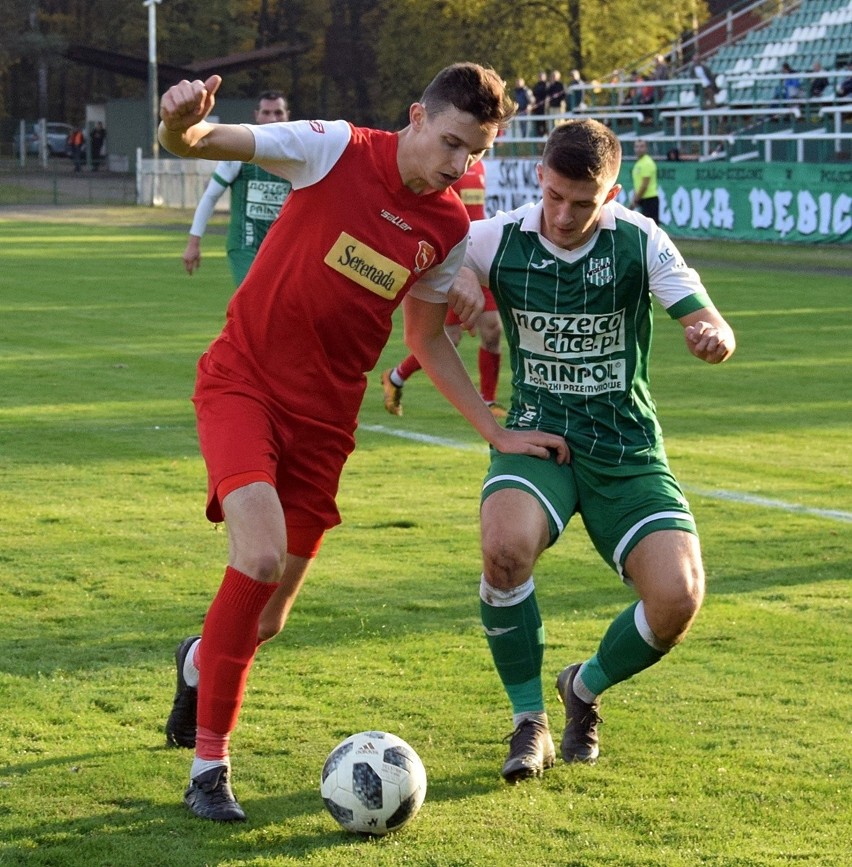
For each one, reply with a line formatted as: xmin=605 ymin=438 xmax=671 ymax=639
xmin=248 ymin=119 xmax=352 ymax=189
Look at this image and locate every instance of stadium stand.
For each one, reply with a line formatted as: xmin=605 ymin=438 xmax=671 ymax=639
xmin=497 ymin=0 xmax=852 ymax=164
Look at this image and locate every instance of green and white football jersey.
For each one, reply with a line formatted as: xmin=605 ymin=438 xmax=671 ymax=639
xmin=465 ymin=200 xmax=712 ymax=466
xmin=217 ymin=162 xmax=291 ymax=254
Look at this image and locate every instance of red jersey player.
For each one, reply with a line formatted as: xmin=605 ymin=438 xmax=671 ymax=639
xmin=157 ymin=65 xmax=569 ymax=822
xmin=382 ymin=159 xmax=508 ymax=418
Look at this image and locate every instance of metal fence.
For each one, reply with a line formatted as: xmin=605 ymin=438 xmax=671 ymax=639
xmin=0 ymin=157 xmax=138 ymax=207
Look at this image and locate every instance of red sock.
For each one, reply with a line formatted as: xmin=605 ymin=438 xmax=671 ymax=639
xmin=397 ymin=354 xmax=422 ymax=381
xmin=195 ymin=567 xmax=278 ymax=754
xmin=478 ymin=347 xmax=501 ymax=403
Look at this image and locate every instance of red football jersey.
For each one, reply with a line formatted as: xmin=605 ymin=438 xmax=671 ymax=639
xmin=207 ymin=121 xmax=470 ymax=424
xmin=451 ymin=160 xmax=487 ymax=221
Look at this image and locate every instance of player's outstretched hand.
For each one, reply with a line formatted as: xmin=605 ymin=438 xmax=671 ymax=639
xmin=684 ymin=319 xmax=735 ymax=364
xmin=491 ymin=428 xmax=570 ymax=464
xmin=182 ymin=237 xmax=202 ymax=275
xmin=448 ymin=267 xmax=485 ymax=332
xmin=160 ymin=75 xmax=222 ymax=133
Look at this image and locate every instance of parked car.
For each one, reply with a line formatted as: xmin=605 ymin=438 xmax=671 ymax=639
xmin=12 ymin=122 xmax=77 ymax=157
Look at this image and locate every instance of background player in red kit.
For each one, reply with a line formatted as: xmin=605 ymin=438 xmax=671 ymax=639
xmin=157 ymin=64 xmax=569 ymax=822
xmin=382 ymin=159 xmax=507 ymax=418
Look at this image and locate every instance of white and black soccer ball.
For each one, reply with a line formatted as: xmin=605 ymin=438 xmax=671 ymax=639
xmin=320 ymin=730 xmax=427 ymax=835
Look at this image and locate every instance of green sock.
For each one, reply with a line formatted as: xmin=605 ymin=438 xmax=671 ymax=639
xmin=580 ymin=601 xmax=667 ymax=696
xmin=481 ymin=589 xmax=545 ymax=715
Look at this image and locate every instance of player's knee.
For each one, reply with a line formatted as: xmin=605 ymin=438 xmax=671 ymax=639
xmin=234 ymin=546 xmax=286 ymax=583
xmin=482 ymin=534 xmax=537 ymax=590
xmin=646 ymin=566 xmax=705 ymax=644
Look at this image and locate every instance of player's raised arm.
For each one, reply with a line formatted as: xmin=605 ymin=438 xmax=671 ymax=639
xmin=680 ymin=306 xmax=736 ymax=364
xmin=158 ymin=75 xmax=255 ymax=161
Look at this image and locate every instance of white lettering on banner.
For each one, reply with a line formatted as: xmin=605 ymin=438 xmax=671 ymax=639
xmin=483 ymin=159 xmax=851 ymax=241
xmin=484 ymin=158 xmax=539 ymax=214
xmin=524 ymin=357 xmax=626 ymax=394
xmin=749 ymin=188 xmax=851 ymax=238
xmin=514 ymin=308 xmax=625 ymax=358
xmin=668 ymin=187 xmax=735 ymax=230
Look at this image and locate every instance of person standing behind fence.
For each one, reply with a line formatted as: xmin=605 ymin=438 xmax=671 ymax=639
xmin=631 ymin=139 xmax=659 ymax=222
xmin=567 ymin=69 xmax=585 ymax=111
xmin=809 ymin=62 xmax=830 ymax=99
xmin=532 ymin=71 xmax=549 ymax=137
xmin=67 ymin=127 xmax=84 ymax=171
xmin=90 ymin=122 xmax=106 ymax=171
xmin=547 ymin=71 xmax=567 ymax=129
xmin=514 ymin=77 xmax=534 ymax=137
xmin=182 ymin=91 xmax=292 ymax=286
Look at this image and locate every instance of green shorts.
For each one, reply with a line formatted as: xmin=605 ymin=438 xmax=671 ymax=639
xmin=227 ymin=248 xmax=256 ymax=286
xmin=481 ymin=449 xmax=697 ymax=581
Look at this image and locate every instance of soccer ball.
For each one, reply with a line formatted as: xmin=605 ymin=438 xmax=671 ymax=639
xmin=320 ymin=730 xmax=427 ymax=835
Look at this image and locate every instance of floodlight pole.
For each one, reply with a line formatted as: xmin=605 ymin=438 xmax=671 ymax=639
xmin=144 ymin=0 xmax=163 ymax=205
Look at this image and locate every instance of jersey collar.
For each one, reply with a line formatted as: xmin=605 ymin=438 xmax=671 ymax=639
xmin=520 ymin=199 xmax=617 ymax=260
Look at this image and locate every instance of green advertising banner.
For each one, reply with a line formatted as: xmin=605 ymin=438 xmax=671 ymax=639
xmin=483 ymin=159 xmax=852 ymax=245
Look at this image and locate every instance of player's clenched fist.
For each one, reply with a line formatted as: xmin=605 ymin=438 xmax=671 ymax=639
xmin=684 ymin=320 xmax=735 ymax=364
xmin=160 ymin=75 xmax=222 ymax=132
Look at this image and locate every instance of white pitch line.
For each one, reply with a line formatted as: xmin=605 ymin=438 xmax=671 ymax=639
xmin=359 ymin=424 xmax=852 ymax=524
xmin=684 ymin=488 xmax=852 ymax=524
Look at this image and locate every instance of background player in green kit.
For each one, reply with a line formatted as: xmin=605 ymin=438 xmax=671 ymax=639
xmin=457 ymin=118 xmax=736 ymax=783
xmin=182 ymin=91 xmax=292 ymax=285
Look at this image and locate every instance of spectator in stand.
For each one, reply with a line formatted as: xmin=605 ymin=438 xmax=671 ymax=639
xmin=775 ymin=62 xmax=802 ymax=102
xmin=808 ymin=62 xmax=830 ymax=99
xmin=547 ymin=71 xmax=567 ymax=129
xmin=837 ymin=62 xmax=852 ymax=99
xmin=514 ymin=77 xmax=534 ymax=137
xmin=567 ymin=69 xmax=585 ymax=111
xmin=636 ymin=74 xmax=656 ymax=123
xmin=692 ymin=59 xmax=718 ymax=108
xmin=621 ymin=71 xmax=640 ymax=106
xmin=532 ymin=71 xmax=549 ymax=136
xmin=653 ymin=54 xmax=670 ymax=104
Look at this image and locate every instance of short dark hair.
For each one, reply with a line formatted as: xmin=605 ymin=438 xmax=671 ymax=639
xmin=258 ymin=90 xmax=287 ymax=109
xmin=541 ymin=119 xmax=621 ymax=184
xmin=420 ymin=63 xmax=515 ymax=128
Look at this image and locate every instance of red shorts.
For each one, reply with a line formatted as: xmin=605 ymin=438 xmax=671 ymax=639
xmin=444 ymin=285 xmax=497 ymax=327
xmin=192 ymin=352 xmax=356 ymax=536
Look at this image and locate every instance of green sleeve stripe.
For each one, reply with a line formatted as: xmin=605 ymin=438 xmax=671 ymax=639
xmin=211 ymin=172 xmax=229 ymax=188
xmin=666 ymin=292 xmax=712 ymax=319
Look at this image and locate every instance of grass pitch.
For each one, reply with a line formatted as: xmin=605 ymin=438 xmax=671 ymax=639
xmin=0 ymin=207 xmax=850 ymax=866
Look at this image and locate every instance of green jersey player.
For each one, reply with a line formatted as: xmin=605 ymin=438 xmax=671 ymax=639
xmin=182 ymin=91 xmax=292 ymax=285
xmin=458 ymin=118 xmax=736 ymax=783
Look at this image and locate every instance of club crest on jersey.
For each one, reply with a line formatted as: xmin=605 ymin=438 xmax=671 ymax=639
xmin=586 ymin=257 xmax=613 ymax=287
xmin=414 ymin=240 xmax=437 ymax=274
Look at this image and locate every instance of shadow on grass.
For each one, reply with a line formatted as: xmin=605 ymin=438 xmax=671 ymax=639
xmin=0 ymin=747 xmax=503 ymax=867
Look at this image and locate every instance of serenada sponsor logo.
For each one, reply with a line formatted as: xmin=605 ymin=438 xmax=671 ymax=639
xmin=324 ymin=231 xmax=411 ymax=300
